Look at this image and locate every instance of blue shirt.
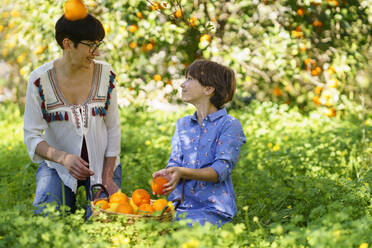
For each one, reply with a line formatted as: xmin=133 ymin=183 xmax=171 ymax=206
xmin=167 ymin=108 xmax=246 ymax=224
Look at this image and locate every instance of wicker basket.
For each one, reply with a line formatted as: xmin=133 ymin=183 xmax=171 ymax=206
xmin=90 ymin=184 xmax=177 ymax=224
xmin=91 ymin=198 xmax=175 ymax=224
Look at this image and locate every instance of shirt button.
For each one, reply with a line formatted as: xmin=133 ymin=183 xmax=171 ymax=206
xmin=194 ymin=147 xmax=197 ymax=151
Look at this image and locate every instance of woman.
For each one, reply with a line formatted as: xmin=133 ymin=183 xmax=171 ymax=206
xmin=23 ymin=12 xmax=121 ymax=216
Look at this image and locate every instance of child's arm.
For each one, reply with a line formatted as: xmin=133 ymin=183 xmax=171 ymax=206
xmin=161 ymin=166 xmax=218 ymax=195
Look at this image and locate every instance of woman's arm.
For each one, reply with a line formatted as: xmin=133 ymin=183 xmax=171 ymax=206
xmin=35 ymin=141 xmax=93 ymax=180
xmin=101 ymin=156 xmax=119 ymax=195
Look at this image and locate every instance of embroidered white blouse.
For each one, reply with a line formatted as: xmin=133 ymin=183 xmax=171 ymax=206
xmin=23 ymin=60 xmax=121 ymax=193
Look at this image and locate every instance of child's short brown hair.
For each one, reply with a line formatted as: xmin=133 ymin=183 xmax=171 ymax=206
xmin=186 ymin=59 xmax=236 ymax=109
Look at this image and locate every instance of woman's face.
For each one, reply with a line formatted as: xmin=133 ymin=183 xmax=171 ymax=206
xmin=68 ymin=39 xmax=102 ymax=69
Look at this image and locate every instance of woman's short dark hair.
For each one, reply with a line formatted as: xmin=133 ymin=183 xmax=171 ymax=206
xmin=55 ymin=14 xmax=105 ymax=49
xmin=186 ymin=60 xmax=236 ymax=109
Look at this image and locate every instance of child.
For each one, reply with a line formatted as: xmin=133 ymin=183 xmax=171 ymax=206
xmin=152 ymin=60 xmax=246 ymax=227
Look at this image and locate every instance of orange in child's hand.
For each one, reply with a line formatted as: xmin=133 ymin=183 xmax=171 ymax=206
xmin=152 ymin=199 xmax=170 ymax=212
xmin=151 ymin=177 xmax=168 ymax=195
xmin=64 ymin=0 xmax=88 ymax=21
xmin=132 ymin=189 xmax=150 ymax=206
xmin=138 ymin=203 xmax=154 ymax=215
xmin=94 ymin=199 xmax=109 ymax=210
xmin=109 ymin=190 xmax=129 ymax=204
xmin=115 ymin=202 xmax=134 ymax=214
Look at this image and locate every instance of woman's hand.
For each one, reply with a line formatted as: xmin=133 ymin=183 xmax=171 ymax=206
xmin=102 ymin=178 xmax=119 ymax=196
xmin=63 ymin=153 xmax=94 ymax=180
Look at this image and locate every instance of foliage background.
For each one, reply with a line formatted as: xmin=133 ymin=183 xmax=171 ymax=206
xmin=0 ymin=0 xmax=372 ymax=247
xmin=1 ymin=0 xmax=372 ymax=113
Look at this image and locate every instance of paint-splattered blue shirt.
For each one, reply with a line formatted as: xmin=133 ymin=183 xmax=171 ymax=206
xmin=167 ymin=108 xmax=246 ymax=226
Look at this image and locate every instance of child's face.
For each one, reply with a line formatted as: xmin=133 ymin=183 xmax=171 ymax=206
xmin=181 ymin=75 xmax=207 ymax=105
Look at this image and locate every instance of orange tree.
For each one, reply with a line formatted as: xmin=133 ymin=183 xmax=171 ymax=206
xmin=1 ymin=0 xmax=371 ymax=113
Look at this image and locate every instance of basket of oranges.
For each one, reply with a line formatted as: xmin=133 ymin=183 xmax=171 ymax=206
xmin=90 ymin=177 xmax=179 ymax=224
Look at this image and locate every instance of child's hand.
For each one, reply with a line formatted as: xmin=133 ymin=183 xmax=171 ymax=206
xmin=152 ymin=169 xmax=168 ymax=179
xmin=163 ymin=167 xmax=182 ymax=195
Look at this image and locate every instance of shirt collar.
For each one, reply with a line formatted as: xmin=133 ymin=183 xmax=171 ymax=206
xmin=191 ymin=108 xmax=227 ymax=122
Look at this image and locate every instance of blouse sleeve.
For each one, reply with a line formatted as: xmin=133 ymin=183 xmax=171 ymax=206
xmin=23 ymin=73 xmax=48 ymax=163
xmin=103 ymin=71 xmax=121 ymax=157
xmin=166 ymin=120 xmax=183 ymax=168
xmin=210 ymin=118 xmax=246 ymax=183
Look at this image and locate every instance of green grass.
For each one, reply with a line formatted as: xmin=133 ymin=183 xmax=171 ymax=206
xmin=0 ymin=101 xmax=371 ymax=247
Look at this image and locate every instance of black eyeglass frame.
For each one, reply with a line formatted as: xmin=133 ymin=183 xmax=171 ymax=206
xmin=79 ymin=40 xmax=104 ymax=53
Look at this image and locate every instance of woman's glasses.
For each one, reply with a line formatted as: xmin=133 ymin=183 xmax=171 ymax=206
xmin=79 ymin=41 xmax=104 ymax=54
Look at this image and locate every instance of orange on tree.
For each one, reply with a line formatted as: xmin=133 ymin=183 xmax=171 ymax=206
xmin=128 ymin=24 xmax=138 ymax=33
xmin=95 ymin=199 xmax=109 ymax=210
xmin=174 ymin=9 xmax=182 ymax=18
xmin=311 ymin=66 xmax=322 ymax=76
xmin=115 ymin=202 xmax=134 ymax=214
xmin=273 ymin=87 xmax=282 ymax=97
xmin=64 ymin=0 xmax=87 ymax=21
xmin=297 ymin=8 xmax=305 ymax=16
xmin=138 ymin=203 xmax=154 ymax=215
xmin=132 ymin=189 xmax=150 ymax=206
xmin=136 ymin=12 xmax=143 ymax=19
xmin=187 ymin=16 xmax=197 ymax=26
xmin=146 ymin=43 xmax=154 ymax=51
xmin=129 ymin=42 xmax=137 ymax=49
xmin=151 ymin=176 xmax=168 ymax=195
xmin=324 ymin=107 xmax=336 ymax=117
xmin=109 ymin=190 xmax=129 ymax=204
xmin=153 ymin=74 xmax=162 ymax=81
xmin=314 ymin=85 xmax=323 ymax=95
xmin=152 ymin=199 xmax=170 ymax=212
xmin=312 ymin=96 xmax=321 ymax=105
xmin=200 ymin=34 xmax=211 ymax=43
xmin=313 ymin=20 xmax=322 ymax=27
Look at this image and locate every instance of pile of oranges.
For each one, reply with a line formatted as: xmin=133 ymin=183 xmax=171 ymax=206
xmin=94 ymin=176 xmax=172 ymax=215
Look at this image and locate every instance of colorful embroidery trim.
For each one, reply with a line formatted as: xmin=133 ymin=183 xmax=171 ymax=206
xmin=92 ymin=71 xmax=116 ymax=117
xmin=34 ymin=78 xmax=69 ymax=123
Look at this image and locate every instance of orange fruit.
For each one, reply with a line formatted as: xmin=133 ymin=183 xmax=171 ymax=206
xmin=313 ymin=20 xmax=322 ymax=27
xmin=200 ymin=34 xmax=211 ymax=43
xmin=151 ymin=177 xmax=168 ymax=195
xmin=64 ymin=0 xmax=87 ymax=21
xmin=153 ymin=74 xmax=162 ymax=81
xmin=136 ymin=12 xmax=143 ymax=19
xmin=297 ymin=8 xmax=305 ymax=16
xmin=107 ymin=202 xmax=120 ymax=212
xmin=138 ymin=203 xmax=154 ymax=215
xmin=174 ymin=9 xmax=182 ymax=18
xmin=128 ymin=24 xmax=138 ymax=33
xmin=115 ymin=202 xmax=134 ymax=214
xmin=146 ymin=43 xmax=154 ymax=51
xmin=129 ymin=42 xmax=137 ymax=49
xmin=273 ymin=87 xmax=282 ymax=97
xmin=152 ymin=199 xmax=169 ymax=212
xmin=109 ymin=190 xmax=129 ymax=204
xmin=132 ymin=189 xmax=150 ymax=206
xmin=95 ymin=199 xmax=109 ymax=210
